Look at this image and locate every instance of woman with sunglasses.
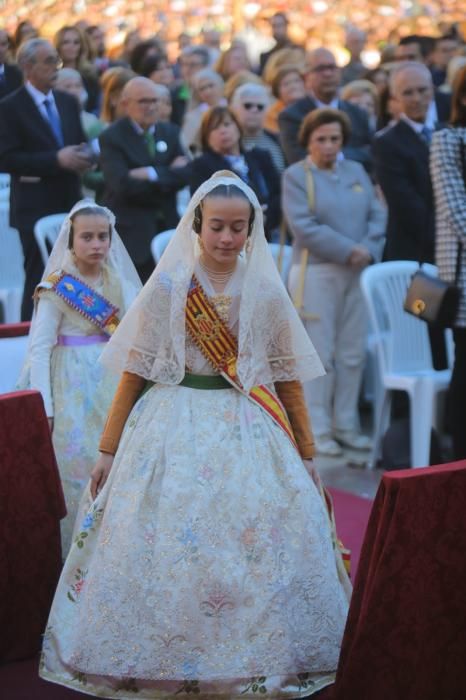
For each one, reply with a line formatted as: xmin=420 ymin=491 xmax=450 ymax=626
xmin=189 ymin=105 xmax=281 ymax=240
xmin=230 ymin=82 xmax=286 ymax=174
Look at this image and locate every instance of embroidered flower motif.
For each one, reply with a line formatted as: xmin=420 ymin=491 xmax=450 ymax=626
xmin=200 ymin=583 xmax=235 ymax=618
xmin=241 ymin=677 xmax=267 ymax=695
xmin=67 ymin=567 xmax=87 ymax=603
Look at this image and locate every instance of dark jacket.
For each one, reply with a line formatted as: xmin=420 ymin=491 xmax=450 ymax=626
xmin=0 ymin=63 xmax=23 ymax=100
xmin=278 ymin=95 xmax=373 ymax=172
xmin=373 ymin=119 xmax=434 ymax=262
xmin=0 ymin=86 xmax=85 ymax=231
xmin=99 ymin=117 xmax=189 ymax=264
xmin=189 ymin=146 xmax=281 ymax=238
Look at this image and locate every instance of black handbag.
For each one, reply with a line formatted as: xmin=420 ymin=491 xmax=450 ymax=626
xmin=403 ymin=254 xmax=462 ymax=327
xmin=404 ymin=134 xmax=465 ymax=328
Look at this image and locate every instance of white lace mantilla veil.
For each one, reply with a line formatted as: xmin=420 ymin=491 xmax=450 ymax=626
xmin=18 ymin=199 xmax=142 ymax=385
xmin=100 ymin=172 xmax=325 ymax=391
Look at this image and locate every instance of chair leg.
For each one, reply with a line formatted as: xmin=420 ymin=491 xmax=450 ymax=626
xmin=368 ymin=389 xmax=391 ymax=469
xmin=408 ymin=382 xmax=434 ymax=468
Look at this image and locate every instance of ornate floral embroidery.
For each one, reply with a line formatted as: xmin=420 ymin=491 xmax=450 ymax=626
xmin=114 ymin=677 xmax=139 ymax=692
xmin=241 ymin=676 xmax=267 ymax=695
xmin=74 ymin=504 xmax=104 ymax=549
xmin=175 ymin=679 xmax=200 ymax=694
xmin=67 ymin=568 xmax=87 ymax=603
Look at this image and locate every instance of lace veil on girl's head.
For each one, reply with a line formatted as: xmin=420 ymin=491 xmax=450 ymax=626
xmin=100 ymin=172 xmax=324 ymax=390
xmin=41 ymin=199 xmax=142 ymax=310
xmin=18 ymin=200 xmax=142 ymax=387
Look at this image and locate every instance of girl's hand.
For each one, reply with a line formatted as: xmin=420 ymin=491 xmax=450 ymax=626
xmin=303 ymin=458 xmax=321 ymax=488
xmin=90 ymin=453 xmax=114 ymax=499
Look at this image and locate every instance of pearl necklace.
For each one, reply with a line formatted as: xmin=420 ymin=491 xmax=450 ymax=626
xmin=199 ymin=257 xmax=236 ymax=286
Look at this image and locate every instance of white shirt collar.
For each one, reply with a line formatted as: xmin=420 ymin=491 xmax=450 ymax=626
xmin=131 ymin=119 xmax=155 ymax=136
xmin=312 ymin=92 xmax=339 ymax=110
xmin=401 ymin=114 xmax=427 ymax=135
xmin=25 ymin=80 xmax=54 ymax=108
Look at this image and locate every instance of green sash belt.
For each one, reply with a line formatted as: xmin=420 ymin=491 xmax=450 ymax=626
xmin=142 ymin=373 xmax=233 ymax=397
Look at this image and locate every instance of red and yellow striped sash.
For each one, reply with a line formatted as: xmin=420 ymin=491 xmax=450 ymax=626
xmin=186 ymin=275 xmax=298 ymax=451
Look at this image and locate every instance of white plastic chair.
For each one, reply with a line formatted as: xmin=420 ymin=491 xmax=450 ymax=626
xmin=268 ymin=243 xmax=293 ymax=284
xmin=0 ymin=201 xmax=24 ymax=322
xmin=176 ymin=187 xmax=190 ymax=218
xmin=151 ymin=229 xmax=176 ymax=264
xmin=361 ymin=261 xmax=451 ymax=468
xmin=0 ymin=334 xmax=29 ymax=394
xmin=34 ymin=213 xmax=67 ymax=267
xmin=0 ymin=173 xmax=10 ymax=202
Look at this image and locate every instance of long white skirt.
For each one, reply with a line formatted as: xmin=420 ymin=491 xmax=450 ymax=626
xmin=40 ymin=383 xmax=350 ymax=698
xmin=51 ymin=342 xmax=118 ymax=554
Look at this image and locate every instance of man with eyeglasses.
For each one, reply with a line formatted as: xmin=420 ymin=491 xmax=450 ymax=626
xmin=278 ymin=47 xmax=372 ymax=171
xmin=99 ymin=77 xmax=190 ymax=282
xmin=0 ymin=37 xmax=91 ymax=320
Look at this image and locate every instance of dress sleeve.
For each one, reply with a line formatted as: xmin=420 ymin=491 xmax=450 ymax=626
xmin=274 ymin=380 xmax=315 ymax=459
xmin=99 ymin=371 xmax=146 ymax=455
xmin=29 ymin=296 xmax=63 ymax=417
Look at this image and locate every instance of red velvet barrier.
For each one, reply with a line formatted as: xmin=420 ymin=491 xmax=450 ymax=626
xmin=333 ymin=461 xmax=466 ymax=700
xmin=0 ymin=322 xmax=30 ymax=338
xmin=0 ymin=390 xmax=66 ymax=663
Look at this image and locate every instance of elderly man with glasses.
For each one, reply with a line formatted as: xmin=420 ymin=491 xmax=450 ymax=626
xmin=230 ymin=82 xmax=285 ymax=174
xmin=0 ymin=37 xmax=91 ymax=320
xmin=278 ymin=47 xmax=372 ymax=171
xmin=99 ymin=77 xmax=190 ymax=282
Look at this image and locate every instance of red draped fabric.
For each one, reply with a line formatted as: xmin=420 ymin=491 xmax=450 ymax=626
xmin=0 ymin=390 xmax=66 ymax=662
xmin=333 ymin=461 xmax=466 ymax=700
xmin=0 ymin=322 xmax=30 ymax=338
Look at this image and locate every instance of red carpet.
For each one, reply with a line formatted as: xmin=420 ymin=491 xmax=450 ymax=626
xmin=0 ymin=488 xmax=373 ymax=699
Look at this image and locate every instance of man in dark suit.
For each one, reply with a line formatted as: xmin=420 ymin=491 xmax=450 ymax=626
xmin=99 ymin=77 xmax=190 ymax=282
xmin=374 ymin=61 xmax=447 ymax=368
xmin=278 ymin=48 xmax=372 ymax=170
xmin=0 ymin=38 xmax=91 ymax=320
xmin=374 ymin=62 xmax=436 ymax=262
xmin=0 ymin=30 xmax=22 ymax=99
xmin=259 ymin=13 xmax=296 ymax=75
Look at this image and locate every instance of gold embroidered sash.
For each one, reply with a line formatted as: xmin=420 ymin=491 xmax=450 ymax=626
xmin=185 ymin=275 xmax=298 ymax=451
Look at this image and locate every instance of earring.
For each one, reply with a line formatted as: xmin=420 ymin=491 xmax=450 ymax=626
xmin=245 ymin=239 xmax=252 ymax=254
xmin=198 ymin=237 xmax=204 ymax=251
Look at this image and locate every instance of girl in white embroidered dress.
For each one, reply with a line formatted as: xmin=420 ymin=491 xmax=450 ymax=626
xmin=40 ymin=174 xmax=350 ymax=698
xmin=21 ymin=201 xmax=141 ymax=554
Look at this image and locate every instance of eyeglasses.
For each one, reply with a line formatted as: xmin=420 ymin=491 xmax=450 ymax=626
xmin=311 ymin=64 xmax=338 ymax=73
xmin=135 ymin=98 xmax=159 ymax=106
xmin=243 ymin=103 xmax=266 ymax=111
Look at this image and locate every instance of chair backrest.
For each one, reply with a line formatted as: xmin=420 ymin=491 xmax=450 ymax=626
xmin=361 ymin=261 xmax=437 ymax=375
xmin=268 ymin=243 xmax=293 ymax=284
xmin=151 ymin=229 xmax=176 ymax=264
xmin=34 ymin=213 xmax=67 ymax=267
xmin=0 ymin=173 xmax=10 ymax=201
xmin=0 ymin=335 xmax=29 ymax=394
xmin=0 ymin=201 xmax=24 ymax=290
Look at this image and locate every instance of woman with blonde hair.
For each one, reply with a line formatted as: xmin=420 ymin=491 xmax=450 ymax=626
xmin=341 ymin=79 xmax=379 ymax=131
xmin=264 ymin=64 xmax=306 ymax=135
xmin=100 ymin=67 xmax=135 ymax=124
xmin=54 ymin=25 xmax=100 ymax=113
xmin=215 ymin=43 xmax=251 ymax=81
xmin=261 ymin=46 xmax=306 ymax=85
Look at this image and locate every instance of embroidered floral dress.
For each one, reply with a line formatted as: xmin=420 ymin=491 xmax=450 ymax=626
xmin=28 ymin=266 xmax=123 ymax=554
xmin=40 ymin=264 xmax=350 ymax=699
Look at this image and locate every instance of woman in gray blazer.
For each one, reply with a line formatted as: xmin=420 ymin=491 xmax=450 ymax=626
xmin=430 ymin=66 xmax=466 ymax=460
xmin=283 ymin=108 xmax=386 ymax=456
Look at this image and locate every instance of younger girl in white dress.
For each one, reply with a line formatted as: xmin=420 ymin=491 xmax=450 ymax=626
xmin=21 ymin=201 xmax=141 ymax=553
xmin=40 ymin=173 xmax=351 ymax=698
